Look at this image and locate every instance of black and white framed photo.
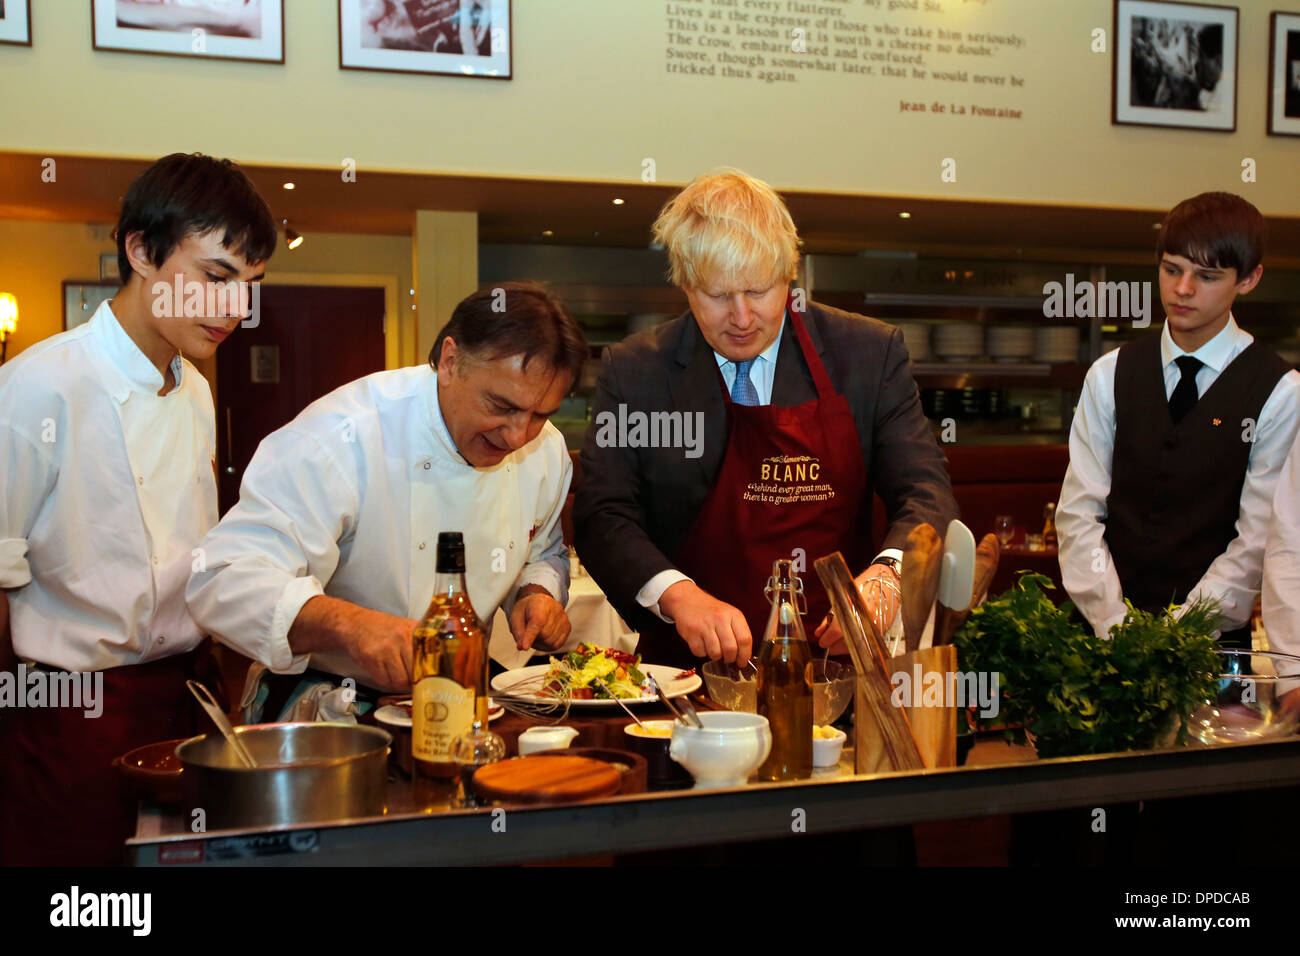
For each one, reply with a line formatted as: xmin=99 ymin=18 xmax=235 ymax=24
xmin=0 ymin=0 xmax=32 ymax=47
xmin=339 ymin=0 xmax=511 ymax=79
xmin=1268 ymin=12 xmax=1300 ymax=135
xmin=91 ymin=0 xmax=284 ymax=64
xmin=1113 ymin=0 xmax=1238 ymax=131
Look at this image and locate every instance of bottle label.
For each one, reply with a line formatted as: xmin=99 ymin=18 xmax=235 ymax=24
xmin=412 ymin=677 xmax=475 ymax=763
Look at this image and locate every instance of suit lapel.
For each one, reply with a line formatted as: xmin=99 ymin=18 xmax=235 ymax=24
xmin=771 ymin=307 xmax=822 ymax=406
xmin=668 ymin=313 xmax=728 ymax=484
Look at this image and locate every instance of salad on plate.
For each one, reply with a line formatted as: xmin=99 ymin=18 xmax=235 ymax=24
xmin=542 ymin=643 xmax=649 ymax=700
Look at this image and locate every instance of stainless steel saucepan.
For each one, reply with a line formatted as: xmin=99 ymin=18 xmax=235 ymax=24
xmin=175 ymin=722 xmax=391 ymax=830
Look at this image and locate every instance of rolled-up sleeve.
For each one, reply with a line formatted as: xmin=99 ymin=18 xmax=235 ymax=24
xmin=186 ymin=427 xmax=358 ymax=672
xmin=509 ymin=444 xmax=571 ymax=611
xmin=0 ymin=419 xmax=57 ymax=589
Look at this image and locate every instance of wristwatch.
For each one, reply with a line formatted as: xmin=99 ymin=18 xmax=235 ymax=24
xmin=869 ymin=556 xmax=902 ymax=579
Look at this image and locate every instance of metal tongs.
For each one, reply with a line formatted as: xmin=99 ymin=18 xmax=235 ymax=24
xmin=648 ymin=674 xmax=703 ymax=728
xmin=186 ymin=679 xmax=257 ymax=768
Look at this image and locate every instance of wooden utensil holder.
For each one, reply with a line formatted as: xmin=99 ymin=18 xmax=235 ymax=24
xmin=889 ymin=644 xmax=958 ymax=770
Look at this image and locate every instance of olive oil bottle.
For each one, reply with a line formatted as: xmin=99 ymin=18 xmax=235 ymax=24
xmin=412 ymin=532 xmax=490 ymax=782
xmin=756 ymin=558 xmax=813 ymax=781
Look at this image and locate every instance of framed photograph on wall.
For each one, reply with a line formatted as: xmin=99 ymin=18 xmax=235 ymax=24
xmin=0 ymin=0 xmax=32 ymax=47
xmin=91 ymin=0 xmax=284 ymax=63
xmin=339 ymin=0 xmax=511 ymax=79
xmin=1269 ymin=12 xmax=1300 ymax=135
xmin=1113 ymin=0 xmax=1238 ymax=131
xmin=63 ymin=281 xmax=119 ymax=332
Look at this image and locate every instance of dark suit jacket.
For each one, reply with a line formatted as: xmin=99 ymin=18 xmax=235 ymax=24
xmin=573 ymin=301 xmax=958 ymax=635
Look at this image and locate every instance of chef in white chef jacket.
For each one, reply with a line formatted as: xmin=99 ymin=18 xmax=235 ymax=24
xmin=187 ymin=282 xmax=588 ymax=706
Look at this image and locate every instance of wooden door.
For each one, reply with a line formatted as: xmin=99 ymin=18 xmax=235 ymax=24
xmin=216 ymin=285 xmax=387 ymax=513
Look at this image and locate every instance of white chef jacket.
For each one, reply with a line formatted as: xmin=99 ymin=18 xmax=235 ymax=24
xmin=185 ymin=365 xmax=571 ymax=680
xmin=1262 ymin=434 xmax=1300 ymax=683
xmin=0 ymin=301 xmax=217 ymax=671
xmin=1058 ymin=317 xmax=1300 ymax=638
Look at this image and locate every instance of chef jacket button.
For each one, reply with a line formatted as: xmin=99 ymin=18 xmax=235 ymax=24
xmin=509 ymin=541 xmax=515 ymax=549
xmin=418 ymin=541 xmax=426 ymax=550
xmin=423 ymin=461 xmax=431 ymax=470
xmin=152 ymin=555 xmax=159 ymax=566
xmin=138 ymin=475 xmax=144 ymax=485
xmin=157 ymin=636 xmax=164 ymax=645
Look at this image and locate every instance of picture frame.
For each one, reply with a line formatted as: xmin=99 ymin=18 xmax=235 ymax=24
xmin=1113 ymin=0 xmax=1238 ymax=132
xmin=0 ymin=0 xmax=32 ymax=47
xmin=99 ymin=252 xmax=119 ymax=282
xmin=91 ymin=0 xmax=284 ymax=64
xmin=63 ymin=280 xmax=119 ymax=332
xmin=1268 ymin=11 xmax=1300 ymax=135
xmin=338 ymin=0 xmax=511 ymax=80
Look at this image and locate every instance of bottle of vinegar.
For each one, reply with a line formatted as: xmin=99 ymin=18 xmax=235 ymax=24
xmin=756 ymin=558 xmax=813 ymax=781
xmin=412 ymin=532 xmax=490 ymax=781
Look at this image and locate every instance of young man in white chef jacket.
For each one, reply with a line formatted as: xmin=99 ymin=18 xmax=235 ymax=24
xmin=0 ymin=152 xmax=276 ymax=865
xmin=186 ymin=281 xmax=585 ymax=715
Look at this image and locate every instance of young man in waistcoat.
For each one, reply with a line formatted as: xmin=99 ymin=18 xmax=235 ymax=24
xmin=1058 ymin=192 xmax=1300 ymax=647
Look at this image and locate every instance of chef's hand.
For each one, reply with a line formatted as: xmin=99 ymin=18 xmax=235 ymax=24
xmin=289 ymin=596 xmax=416 ymax=693
xmin=660 ymin=581 xmax=752 ymax=666
xmin=814 ymin=563 xmax=901 ymax=654
xmin=510 ymin=585 xmax=572 ymax=652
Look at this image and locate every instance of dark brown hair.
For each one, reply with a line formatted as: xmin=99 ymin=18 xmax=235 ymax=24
xmin=116 ymin=152 xmax=277 ymax=285
xmin=430 ymin=281 xmax=587 ymax=385
xmin=1156 ymin=192 xmax=1267 ymax=276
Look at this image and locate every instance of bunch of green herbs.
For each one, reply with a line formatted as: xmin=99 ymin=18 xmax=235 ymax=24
xmin=953 ymin=573 xmax=1222 ymax=757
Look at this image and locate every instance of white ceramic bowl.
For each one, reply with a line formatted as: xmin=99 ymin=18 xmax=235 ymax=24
xmin=812 ymin=726 xmax=847 ymax=767
xmin=668 ymin=712 xmax=771 ymax=789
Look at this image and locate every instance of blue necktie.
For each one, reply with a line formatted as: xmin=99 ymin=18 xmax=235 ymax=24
xmin=731 ymin=359 xmax=759 ymax=406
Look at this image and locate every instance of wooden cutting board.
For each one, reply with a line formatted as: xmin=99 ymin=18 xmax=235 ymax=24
xmin=472 ymin=755 xmax=622 ymax=804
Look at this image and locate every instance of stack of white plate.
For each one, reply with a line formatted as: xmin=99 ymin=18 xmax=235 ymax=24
xmin=892 ymin=322 xmax=931 ymax=361
xmin=1035 ymin=326 xmax=1080 ymax=363
xmin=986 ymin=326 xmax=1036 ymax=362
xmin=932 ymin=324 xmax=985 ymax=362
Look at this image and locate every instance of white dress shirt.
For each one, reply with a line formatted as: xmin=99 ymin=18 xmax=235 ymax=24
xmin=1262 ymin=434 xmax=1300 ymax=684
xmin=635 ymin=313 xmax=900 ymax=620
xmin=1058 ymin=317 xmax=1300 ymax=638
xmin=186 ymin=365 xmax=571 ymax=679
xmin=0 ymin=301 xmax=216 ymax=671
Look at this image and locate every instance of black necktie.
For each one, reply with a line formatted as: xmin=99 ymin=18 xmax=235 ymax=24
xmin=1168 ymin=355 xmax=1204 ymax=425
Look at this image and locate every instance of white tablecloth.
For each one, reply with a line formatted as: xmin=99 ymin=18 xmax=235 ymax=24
xmin=488 ymin=569 xmax=638 ymax=671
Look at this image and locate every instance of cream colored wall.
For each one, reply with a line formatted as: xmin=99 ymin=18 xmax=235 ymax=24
xmin=0 ymin=220 xmax=415 ymax=373
xmin=1 ymin=0 xmax=1296 ymax=214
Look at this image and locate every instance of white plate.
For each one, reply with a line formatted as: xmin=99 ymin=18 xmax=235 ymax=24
xmin=490 ymin=663 xmax=702 ymax=707
xmin=374 ymin=698 xmax=504 ymax=728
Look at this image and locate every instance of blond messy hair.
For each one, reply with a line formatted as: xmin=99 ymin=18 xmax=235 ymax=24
xmin=652 ymin=168 xmax=800 ymax=292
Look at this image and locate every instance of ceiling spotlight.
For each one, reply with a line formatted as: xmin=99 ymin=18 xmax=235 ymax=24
xmin=283 ymin=219 xmax=303 ymax=250
xmin=541 ymin=229 xmax=554 ymax=238
xmin=612 ymin=198 xmax=625 ymax=205
xmin=898 ymin=211 xmax=912 ymax=219
xmin=283 ymin=182 xmax=295 ymax=190
xmin=1153 ymin=222 xmax=1162 ymax=230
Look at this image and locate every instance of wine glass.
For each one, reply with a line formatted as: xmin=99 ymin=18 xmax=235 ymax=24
xmin=994 ymin=515 xmax=1015 ymax=548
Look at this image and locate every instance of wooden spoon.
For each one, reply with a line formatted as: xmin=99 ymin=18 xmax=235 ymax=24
xmin=901 ymin=523 xmax=943 ymax=653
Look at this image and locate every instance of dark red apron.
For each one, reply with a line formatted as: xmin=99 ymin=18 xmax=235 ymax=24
xmin=640 ymin=295 xmax=870 ymax=670
xmin=0 ymin=645 xmax=225 ymax=866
